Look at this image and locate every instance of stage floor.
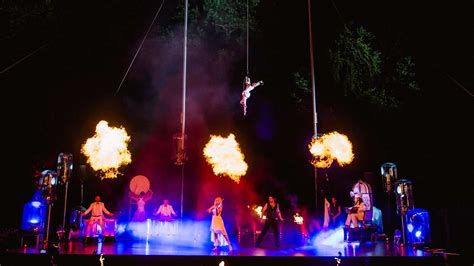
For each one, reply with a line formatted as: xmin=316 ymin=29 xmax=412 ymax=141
xmin=3 ymin=233 xmax=449 ymax=266
xmin=19 ymin=233 xmax=432 ymax=257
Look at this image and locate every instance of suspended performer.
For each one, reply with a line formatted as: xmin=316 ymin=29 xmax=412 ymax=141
xmin=240 ymin=76 xmax=263 ymax=116
xmin=207 ymin=196 xmax=232 ymax=251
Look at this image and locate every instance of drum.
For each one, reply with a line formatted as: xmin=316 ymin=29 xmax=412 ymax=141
xmin=129 ymin=175 xmax=150 ymax=195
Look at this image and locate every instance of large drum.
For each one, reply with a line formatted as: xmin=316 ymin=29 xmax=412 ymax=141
xmin=129 ymin=175 xmax=150 ymax=195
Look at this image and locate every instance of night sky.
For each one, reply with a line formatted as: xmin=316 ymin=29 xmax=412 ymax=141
xmin=1 ymin=0 xmax=472 ymax=252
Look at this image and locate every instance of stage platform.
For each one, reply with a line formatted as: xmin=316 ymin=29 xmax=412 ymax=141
xmin=1 ymin=232 xmax=448 ymax=266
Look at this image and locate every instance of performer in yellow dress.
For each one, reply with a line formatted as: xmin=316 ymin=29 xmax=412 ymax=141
xmin=207 ymin=197 xmax=232 ymax=251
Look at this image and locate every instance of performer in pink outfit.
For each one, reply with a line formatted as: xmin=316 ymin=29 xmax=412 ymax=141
xmin=82 ymin=196 xmax=114 ymax=237
xmin=240 ymin=76 xmax=263 ymax=116
xmin=207 ymin=197 xmax=232 ymax=251
xmin=129 ymin=191 xmax=153 ymax=222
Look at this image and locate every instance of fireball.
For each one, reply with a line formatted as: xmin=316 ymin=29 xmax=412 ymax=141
xmin=203 ymin=134 xmax=248 ymax=183
xmin=254 ymin=205 xmax=263 ymax=218
xmin=81 ymin=120 xmax=132 ymax=179
xmin=309 ymin=131 xmax=354 ymax=168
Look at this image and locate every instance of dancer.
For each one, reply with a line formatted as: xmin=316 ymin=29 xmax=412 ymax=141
xmin=255 ymin=195 xmax=284 ymax=248
xmin=240 ymin=76 xmax=263 ymax=116
xmin=129 ymin=190 xmax=153 ymax=222
xmin=329 ymin=197 xmax=342 ymax=228
xmin=207 ymin=197 xmax=232 ymax=251
xmin=82 ymin=196 xmax=114 ymax=237
xmin=345 ymin=195 xmax=366 ymax=228
xmin=153 ymin=199 xmax=177 ymax=221
xmin=153 ymin=198 xmax=177 ymax=235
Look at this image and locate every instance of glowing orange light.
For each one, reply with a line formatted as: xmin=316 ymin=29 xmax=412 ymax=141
xmin=81 ymin=120 xmax=132 ymax=179
xmin=293 ymin=213 xmax=304 ymax=225
xmin=309 ymin=131 xmax=354 ymax=168
xmin=254 ymin=205 xmax=263 ymax=217
xmin=203 ymin=134 xmax=247 ymax=183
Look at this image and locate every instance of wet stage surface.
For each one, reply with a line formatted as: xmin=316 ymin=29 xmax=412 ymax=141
xmin=4 ymin=232 xmax=447 ymax=266
xmin=20 ymin=233 xmax=432 ymax=257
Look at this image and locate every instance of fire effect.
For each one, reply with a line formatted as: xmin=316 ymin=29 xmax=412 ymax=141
xmin=309 ymin=131 xmax=354 ymax=168
xmin=203 ymin=134 xmax=248 ymax=183
xmin=248 ymin=205 xmax=266 ymax=220
xmin=293 ymin=213 xmax=304 ymax=225
xmin=253 ymin=206 xmax=263 ymax=218
xmin=81 ymin=120 xmax=132 ymax=179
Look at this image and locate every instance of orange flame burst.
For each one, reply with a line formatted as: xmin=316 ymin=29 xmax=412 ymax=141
xmin=81 ymin=120 xmax=132 ymax=179
xmin=254 ymin=205 xmax=263 ymax=218
xmin=203 ymin=134 xmax=248 ymax=183
xmin=308 ymin=131 xmax=354 ymax=168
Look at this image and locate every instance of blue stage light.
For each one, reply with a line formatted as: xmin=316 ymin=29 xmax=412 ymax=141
xmin=21 ymin=199 xmax=46 ymax=232
xmin=405 ymin=208 xmax=430 ymax=246
xmin=415 ymin=230 xmax=422 ymax=238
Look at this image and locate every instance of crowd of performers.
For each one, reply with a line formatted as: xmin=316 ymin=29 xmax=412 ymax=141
xmin=80 ymin=190 xmax=369 ymax=250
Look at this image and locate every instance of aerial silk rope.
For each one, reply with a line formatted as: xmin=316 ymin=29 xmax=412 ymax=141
xmin=240 ymin=0 xmax=263 ymax=116
xmin=115 ymin=0 xmax=166 ymax=95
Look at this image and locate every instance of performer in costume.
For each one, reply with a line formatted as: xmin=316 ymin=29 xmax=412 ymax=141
xmin=153 ymin=199 xmax=177 ymax=221
xmin=329 ymin=197 xmax=342 ymax=228
xmin=344 ymin=195 xmax=366 ymax=228
xmin=130 ymin=190 xmax=153 ymax=222
xmin=207 ymin=197 xmax=232 ymax=251
xmin=240 ymin=76 xmax=263 ymax=116
xmin=255 ymin=195 xmax=284 ymax=248
xmin=82 ymin=196 xmax=114 ymax=237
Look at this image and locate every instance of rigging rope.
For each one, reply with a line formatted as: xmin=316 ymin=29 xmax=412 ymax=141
xmin=115 ymin=0 xmax=166 ymax=95
xmin=246 ymin=0 xmax=249 ymax=76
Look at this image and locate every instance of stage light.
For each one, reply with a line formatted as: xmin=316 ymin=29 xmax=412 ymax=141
xmin=405 ymin=208 xmax=430 ymax=246
xmin=415 ymin=231 xmax=421 ymax=238
xmin=394 ymin=180 xmax=414 ymax=215
xmin=381 ymin=162 xmax=398 ymax=193
xmin=21 ymin=200 xmax=46 ymax=232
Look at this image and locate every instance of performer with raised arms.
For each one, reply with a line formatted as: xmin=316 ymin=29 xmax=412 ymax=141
xmin=240 ymin=76 xmax=263 ymax=116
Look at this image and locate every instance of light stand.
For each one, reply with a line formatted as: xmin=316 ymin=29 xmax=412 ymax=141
xmin=38 ymin=170 xmax=58 ymax=251
xmin=307 ymin=0 xmax=319 ymax=213
xmin=78 ymin=165 xmax=87 ymax=207
xmin=175 ymin=0 xmax=189 ymax=222
xmin=381 ymin=162 xmax=398 ymax=240
xmin=394 ymin=179 xmax=414 ymax=246
xmin=57 ymin=153 xmax=73 ymax=241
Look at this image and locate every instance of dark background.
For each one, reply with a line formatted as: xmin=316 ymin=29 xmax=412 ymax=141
xmin=0 ymin=0 xmax=472 ymax=254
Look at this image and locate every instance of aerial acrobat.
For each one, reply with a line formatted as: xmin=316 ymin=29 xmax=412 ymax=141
xmin=240 ymin=76 xmax=263 ymax=116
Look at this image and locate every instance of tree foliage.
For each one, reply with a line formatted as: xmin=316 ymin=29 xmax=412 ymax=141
xmin=203 ymin=0 xmax=259 ymax=42
xmin=162 ymin=0 xmax=260 ymax=48
xmin=330 ymin=26 xmax=419 ymax=109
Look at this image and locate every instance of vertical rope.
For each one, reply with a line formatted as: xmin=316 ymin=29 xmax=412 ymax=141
xmin=307 ymin=0 xmax=319 ymax=212
xmin=246 ymin=0 xmax=249 ymax=76
xmin=180 ymin=0 xmax=189 ymax=221
xmin=115 ymin=0 xmax=166 ymax=95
